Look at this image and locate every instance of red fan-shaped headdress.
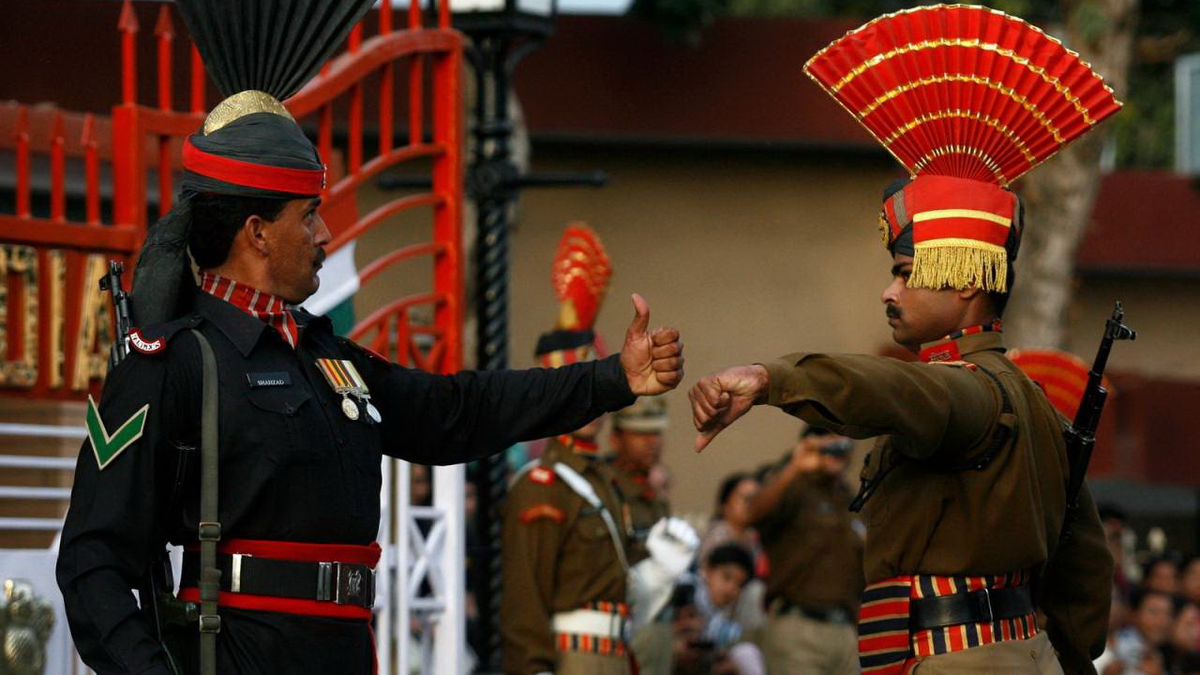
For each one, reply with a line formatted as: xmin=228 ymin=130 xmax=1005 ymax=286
xmin=535 ymin=223 xmax=613 ymax=367
xmin=552 ymin=223 xmax=613 ymax=332
xmin=1009 ymin=348 xmax=1110 ymax=420
xmin=804 ymin=4 xmax=1121 ymax=293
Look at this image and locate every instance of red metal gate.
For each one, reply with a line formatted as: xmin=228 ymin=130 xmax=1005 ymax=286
xmin=0 ymin=0 xmax=464 ymax=403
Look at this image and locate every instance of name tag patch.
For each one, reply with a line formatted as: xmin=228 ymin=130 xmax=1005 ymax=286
xmin=247 ymin=372 xmax=292 ymax=388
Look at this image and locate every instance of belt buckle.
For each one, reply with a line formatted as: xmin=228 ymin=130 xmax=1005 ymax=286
xmin=317 ymin=562 xmax=375 ymax=608
xmin=973 ymin=588 xmax=993 ymax=623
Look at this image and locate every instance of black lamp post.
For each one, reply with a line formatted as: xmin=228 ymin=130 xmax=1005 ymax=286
xmin=449 ymin=0 xmax=604 ymax=670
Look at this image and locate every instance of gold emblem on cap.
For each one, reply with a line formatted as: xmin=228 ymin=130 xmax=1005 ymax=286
xmin=203 ymin=90 xmax=295 ymax=136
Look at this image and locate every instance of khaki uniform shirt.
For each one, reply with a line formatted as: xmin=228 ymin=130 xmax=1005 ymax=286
xmin=500 ymin=440 xmax=630 ymax=675
xmin=610 ymin=462 xmax=669 ymax=565
xmin=755 ymin=471 xmax=865 ymax=613
xmin=761 ymin=332 xmax=1111 ymax=673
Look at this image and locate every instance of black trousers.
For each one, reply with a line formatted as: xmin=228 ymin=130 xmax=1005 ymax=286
xmin=167 ymin=608 xmax=375 ymax=675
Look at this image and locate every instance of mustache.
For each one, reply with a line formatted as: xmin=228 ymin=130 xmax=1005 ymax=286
xmin=885 ymin=305 xmax=902 ymax=320
xmin=314 ymin=248 xmax=327 ymax=266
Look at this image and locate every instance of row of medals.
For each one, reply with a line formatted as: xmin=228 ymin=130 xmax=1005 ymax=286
xmin=339 ymin=389 xmax=381 ymax=424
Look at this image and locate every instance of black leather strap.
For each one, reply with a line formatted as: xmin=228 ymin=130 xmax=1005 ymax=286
xmin=182 ymin=552 xmax=376 ymax=609
xmin=910 ymin=585 xmax=1033 ymax=630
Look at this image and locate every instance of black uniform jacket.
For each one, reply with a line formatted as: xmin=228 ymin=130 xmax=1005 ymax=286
xmin=57 ymin=290 xmax=636 ymax=675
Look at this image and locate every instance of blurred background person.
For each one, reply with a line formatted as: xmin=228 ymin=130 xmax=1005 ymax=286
xmin=1164 ymin=600 xmax=1200 ymax=674
xmin=698 ymin=472 xmax=762 ymax=569
xmin=746 ymin=425 xmax=864 ymax=675
xmin=1107 ymin=589 xmax=1176 ymax=675
xmin=609 ymin=397 xmax=671 ymax=563
xmin=1101 ymin=503 xmax=1137 ymax=604
xmin=698 ymin=472 xmax=767 ymax=637
xmin=665 ymin=544 xmax=764 ymax=675
xmin=1144 ymin=554 xmax=1183 ymax=596
xmin=1182 ymin=557 xmax=1200 ymax=607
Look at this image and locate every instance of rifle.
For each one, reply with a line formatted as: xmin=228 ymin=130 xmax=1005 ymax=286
xmin=1064 ymin=302 xmax=1136 ymax=510
xmin=99 ymin=260 xmax=134 ymax=370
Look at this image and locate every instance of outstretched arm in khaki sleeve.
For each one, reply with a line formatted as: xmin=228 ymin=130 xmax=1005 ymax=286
xmin=500 ymin=479 xmax=570 ymax=675
xmin=688 ymin=353 xmax=998 ymax=458
xmin=1039 ymin=482 xmax=1113 ymax=675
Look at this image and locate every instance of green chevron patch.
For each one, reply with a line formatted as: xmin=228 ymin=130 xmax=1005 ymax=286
xmin=86 ymin=395 xmax=148 ymax=470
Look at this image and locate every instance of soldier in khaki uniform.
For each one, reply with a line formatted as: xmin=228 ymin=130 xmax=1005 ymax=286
xmin=501 ymin=225 xmax=696 ymax=675
xmin=501 ymin=415 xmax=634 ymax=675
xmin=688 ymin=7 xmax=1120 ymax=673
xmin=609 ymin=398 xmax=671 ymax=565
xmin=748 ymin=426 xmax=864 ymax=674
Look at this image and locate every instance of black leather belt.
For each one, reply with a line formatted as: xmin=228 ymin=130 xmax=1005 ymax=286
xmin=910 ymin=585 xmax=1033 ymax=630
xmin=182 ymin=552 xmax=376 ymax=609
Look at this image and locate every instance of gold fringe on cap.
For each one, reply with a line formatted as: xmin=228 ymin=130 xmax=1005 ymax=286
xmin=203 ymin=90 xmax=295 ymax=136
xmin=911 ymin=239 xmax=1008 ymax=293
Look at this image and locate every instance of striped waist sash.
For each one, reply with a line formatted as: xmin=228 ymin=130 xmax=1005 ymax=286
xmin=858 ymin=570 xmax=1037 ymax=675
xmin=554 ymin=601 xmax=629 ymax=658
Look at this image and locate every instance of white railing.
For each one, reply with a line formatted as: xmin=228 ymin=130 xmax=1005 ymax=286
xmin=377 ymin=458 xmax=467 ymax=675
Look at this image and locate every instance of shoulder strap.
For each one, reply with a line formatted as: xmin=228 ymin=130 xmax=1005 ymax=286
xmin=939 ymin=364 xmax=1016 ymax=472
xmin=552 ymin=462 xmax=630 ymax=573
xmin=189 ymin=329 xmax=221 ymax=675
xmin=509 ymin=459 xmax=539 ymax=488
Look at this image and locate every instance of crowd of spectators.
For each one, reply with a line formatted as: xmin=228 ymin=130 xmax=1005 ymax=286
xmin=1094 ymin=506 xmax=1200 ymax=675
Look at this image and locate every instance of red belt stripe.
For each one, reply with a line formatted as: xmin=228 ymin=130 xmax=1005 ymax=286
xmin=858 ymin=570 xmax=1036 ymax=675
xmin=179 ymin=539 xmax=380 ymax=620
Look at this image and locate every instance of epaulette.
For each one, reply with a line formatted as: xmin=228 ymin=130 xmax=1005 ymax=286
xmin=128 ymin=314 xmax=204 ymax=356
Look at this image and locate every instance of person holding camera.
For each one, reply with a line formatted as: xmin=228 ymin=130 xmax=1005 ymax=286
xmin=746 ymin=425 xmax=865 ymax=674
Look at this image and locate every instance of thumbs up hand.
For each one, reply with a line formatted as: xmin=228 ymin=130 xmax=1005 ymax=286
xmin=620 ymin=294 xmax=683 ymax=396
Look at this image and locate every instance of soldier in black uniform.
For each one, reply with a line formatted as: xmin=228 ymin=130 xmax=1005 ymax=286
xmin=55 ymin=3 xmax=686 ymax=674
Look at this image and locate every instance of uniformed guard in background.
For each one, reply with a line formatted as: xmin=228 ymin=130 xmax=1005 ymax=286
xmin=609 ymin=397 xmax=670 ymax=565
xmin=689 ymin=5 xmax=1122 ymax=674
xmin=609 ymin=371 xmax=681 ymax=674
xmin=54 ymin=5 xmax=687 ymax=672
xmin=501 ymin=224 xmax=633 ymax=675
xmin=747 ymin=425 xmax=864 ymax=674
xmin=501 ymin=225 xmax=697 ymax=675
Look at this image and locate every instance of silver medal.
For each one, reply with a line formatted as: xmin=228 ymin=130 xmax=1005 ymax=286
xmin=366 ymin=401 xmax=381 ymax=424
xmin=341 ymin=396 xmax=360 ymax=420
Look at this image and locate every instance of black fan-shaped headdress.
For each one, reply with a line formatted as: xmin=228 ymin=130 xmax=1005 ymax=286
xmin=132 ymin=0 xmax=373 ymax=326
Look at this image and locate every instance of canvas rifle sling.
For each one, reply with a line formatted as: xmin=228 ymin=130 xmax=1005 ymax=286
xmin=190 ymin=329 xmax=221 ymax=675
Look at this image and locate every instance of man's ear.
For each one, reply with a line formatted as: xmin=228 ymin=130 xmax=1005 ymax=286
xmin=244 ymin=214 xmax=270 ymax=256
xmin=957 ymin=285 xmax=986 ymax=302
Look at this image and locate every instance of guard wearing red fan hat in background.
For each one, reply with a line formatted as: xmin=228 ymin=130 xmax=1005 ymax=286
xmin=54 ymin=0 xmax=686 ymax=669
xmin=501 ymin=225 xmax=697 ymax=675
xmin=689 ymin=5 xmax=1120 ymax=674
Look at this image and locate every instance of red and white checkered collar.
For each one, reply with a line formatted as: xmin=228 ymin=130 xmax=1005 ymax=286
xmin=200 ymin=272 xmax=299 ymax=348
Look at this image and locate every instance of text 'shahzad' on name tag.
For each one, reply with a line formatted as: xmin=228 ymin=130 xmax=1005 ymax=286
xmin=247 ymin=372 xmax=292 ymax=388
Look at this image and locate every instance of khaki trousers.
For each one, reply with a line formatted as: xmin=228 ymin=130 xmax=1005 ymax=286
xmin=909 ymin=632 xmax=1063 ymax=674
xmin=557 ymin=650 xmax=632 ymax=675
xmin=630 ymin=623 xmax=673 ymax=675
xmin=761 ymin=612 xmax=858 ymax=675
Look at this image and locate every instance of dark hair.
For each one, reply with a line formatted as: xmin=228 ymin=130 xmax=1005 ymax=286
xmin=1131 ymin=587 xmax=1175 ymax=612
xmin=704 ymin=543 xmax=755 ymax=582
xmin=988 ymin=290 xmax=1010 ymax=318
xmin=715 ymin=472 xmax=751 ymax=516
xmin=1143 ymin=553 xmax=1183 ymax=583
xmin=800 ymin=425 xmax=832 ymax=440
xmin=188 ymin=192 xmax=290 ymax=269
